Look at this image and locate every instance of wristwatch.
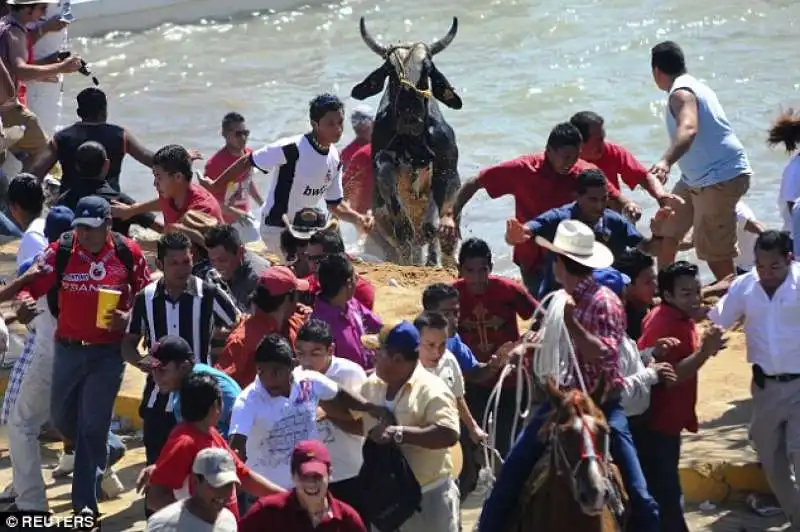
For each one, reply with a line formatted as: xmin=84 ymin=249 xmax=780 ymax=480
xmin=393 ymin=427 xmax=404 ymax=444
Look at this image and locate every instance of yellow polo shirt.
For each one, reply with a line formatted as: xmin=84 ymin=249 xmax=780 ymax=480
xmin=360 ymin=363 xmax=460 ymax=488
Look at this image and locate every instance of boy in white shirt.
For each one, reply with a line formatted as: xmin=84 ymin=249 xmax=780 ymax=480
xmin=734 ymin=201 xmax=765 ymax=274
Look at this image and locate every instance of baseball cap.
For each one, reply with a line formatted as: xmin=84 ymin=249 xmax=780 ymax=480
xmin=192 ymin=448 xmax=240 ymax=487
xmin=593 ymin=267 xmax=631 ymax=297
xmin=72 ymin=196 xmax=110 ymax=228
xmin=150 ymin=335 xmax=194 ymax=368
xmin=350 ymin=104 xmax=374 ymax=128
xmin=362 ymin=321 xmax=420 ymax=353
xmin=290 ymin=440 xmax=331 ymax=477
xmin=281 ymin=207 xmax=336 ymax=240
xmin=44 ymin=205 xmax=75 ymax=242
xmin=258 ymin=266 xmax=310 ymax=295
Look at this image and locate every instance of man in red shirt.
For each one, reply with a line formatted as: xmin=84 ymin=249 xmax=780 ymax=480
xmin=340 ymin=105 xmax=372 ymax=167
xmin=341 ymin=143 xmax=372 ymax=215
xmin=239 ymin=440 xmax=366 ymax=532
xmin=635 ymin=261 xmax=725 ymax=531
xmin=453 ymin=237 xmax=537 ymax=457
xmin=16 ymin=195 xmax=151 ymax=518
xmin=204 ymin=112 xmax=264 ymax=224
xmin=449 ymin=122 xmax=630 ymax=296
xmin=570 ymin=111 xmax=678 ymax=217
xmin=112 ymin=144 xmax=223 ymax=227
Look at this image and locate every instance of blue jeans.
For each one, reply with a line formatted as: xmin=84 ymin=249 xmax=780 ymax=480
xmin=478 ymin=399 xmax=660 ymax=532
xmin=50 ymin=342 xmax=125 ymax=514
xmin=0 ymin=210 xmax=22 ymax=238
xmin=106 ymin=431 xmax=125 ymax=469
xmin=792 ymin=202 xmax=800 ymax=258
xmin=520 ymin=266 xmax=544 ymax=299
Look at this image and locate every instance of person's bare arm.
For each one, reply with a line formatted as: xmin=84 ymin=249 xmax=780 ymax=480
xmin=124 ymin=131 xmax=154 ymax=167
xmin=204 ymin=156 xmax=253 ymax=193
xmin=111 ymin=198 xmax=161 ymax=221
xmin=229 ymin=434 xmax=247 ymax=462
xmin=378 ymin=424 xmax=459 ymax=449
xmin=660 ymin=89 xmax=699 ymax=167
xmin=328 ymin=201 xmax=369 ymax=229
xmin=451 ymin=177 xmax=483 ymax=221
xmin=7 ymin=29 xmax=78 ymax=81
xmin=249 ymin=181 xmax=264 ymax=206
xmin=0 ymin=54 xmax=15 ymax=103
xmin=29 ymin=140 xmax=59 ymax=179
xmin=241 ymin=470 xmax=285 ymax=497
xmin=744 ymin=218 xmax=766 ymax=235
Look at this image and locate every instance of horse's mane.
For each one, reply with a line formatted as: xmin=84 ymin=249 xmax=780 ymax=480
xmin=541 ymin=388 xmax=608 ymax=433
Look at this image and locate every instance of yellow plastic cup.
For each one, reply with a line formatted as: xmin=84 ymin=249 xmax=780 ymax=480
xmin=96 ymin=288 xmax=122 ymax=329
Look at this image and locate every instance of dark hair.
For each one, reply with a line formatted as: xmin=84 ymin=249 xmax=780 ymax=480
xmin=613 ymin=249 xmax=655 ymax=282
xmin=557 ymin=254 xmax=594 ymax=278
xmin=546 ymin=122 xmax=583 ymax=151
xmin=280 ymin=229 xmax=301 ymax=261
xmin=297 ymin=318 xmax=334 ymax=346
xmin=180 ymin=373 xmax=221 ymax=423
xmin=157 ymin=231 xmax=192 ymax=262
xmin=576 ymin=168 xmax=608 ymax=195
xmin=309 ymin=93 xmax=344 ymax=123
xmin=413 ymin=311 xmax=449 ymax=333
xmin=569 ymin=111 xmax=604 ymax=142
xmin=204 ymin=225 xmax=242 ymax=254
xmin=317 ymin=253 xmax=354 ymax=300
xmin=222 ymin=112 xmax=245 ymax=131
xmin=767 ymin=109 xmax=800 ymax=153
xmin=458 ymin=237 xmax=492 ymax=266
xmin=422 ymin=283 xmax=459 ymax=311
xmin=75 ymin=141 xmax=107 ymax=178
xmin=76 ymin=87 xmax=107 ymax=121
xmin=7 ymin=173 xmax=44 ymax=216
xmin=657 ymin=260 xmax=699 ymax=297
xmin=309 ymin=229 xmax=345 ymax=254
xmin=754 ymin=230 xmax=792 ymax=256
xmin=153 ymin=144 xmax=193 ymax=180
xmin=651 ymin=41 xmax=687 ymax=76
xmin=250 ymin=285 xmax=292 ymax=313
xmin=254 ymin=333 xmax=294 ymax=366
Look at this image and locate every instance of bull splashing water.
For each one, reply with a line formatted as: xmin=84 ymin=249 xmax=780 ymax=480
xmin=351 ymin=17 xmax=464 ymax=268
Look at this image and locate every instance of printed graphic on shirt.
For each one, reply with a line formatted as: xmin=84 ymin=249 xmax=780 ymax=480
xmin=460 ymin=302 xmax=506 ymax=354
xmin=251 ymin=398 xmax=317 ymax=470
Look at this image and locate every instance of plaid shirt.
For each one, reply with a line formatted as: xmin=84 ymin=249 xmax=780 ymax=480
xmin=569 ymin=277 xmax=625 ymax=393
xmin=0 ymin=332 xmax=36 ymax=425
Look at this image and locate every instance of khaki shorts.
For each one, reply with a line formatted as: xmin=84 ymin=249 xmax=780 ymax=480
xmin=662 ymin=173 xmax=750 ymax=262
xmin=0 ymin=104 xmax=48 ymax=154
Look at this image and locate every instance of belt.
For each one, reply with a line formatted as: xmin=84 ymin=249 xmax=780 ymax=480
xmin=57 ymin=338 xmax=115 ymax=348
xmin=764 ymin=373 xmax=800 ymax=383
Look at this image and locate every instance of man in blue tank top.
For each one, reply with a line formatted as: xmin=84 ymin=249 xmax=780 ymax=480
xmin=649 ymin=41 xmax=751 ymax=281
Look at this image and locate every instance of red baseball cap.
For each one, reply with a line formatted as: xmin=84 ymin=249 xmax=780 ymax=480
xmin=290 ymin=440 xmax=331 ymax=477
xmin=258 ymin=266 xmax=310 ymax=295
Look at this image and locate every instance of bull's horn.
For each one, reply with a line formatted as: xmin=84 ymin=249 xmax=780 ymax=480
xmin=359 ymin=17 xmax=387 ymax=57
xmin=429 ymin=17 xmax=458 ymax=56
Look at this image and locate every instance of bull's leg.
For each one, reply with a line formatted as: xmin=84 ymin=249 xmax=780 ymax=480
xmin=422 ymin=194 xmax=439 ymax=267
xmin=374 ymin=150 xmax=414 ymax=253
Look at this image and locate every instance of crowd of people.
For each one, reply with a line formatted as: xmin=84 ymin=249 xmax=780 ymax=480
xmin=0 ymin=2 xmax=799 ymax=531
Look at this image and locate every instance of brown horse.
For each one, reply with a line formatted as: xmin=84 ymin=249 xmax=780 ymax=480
xmin=510 ymin=377 xmax=629 ymax=532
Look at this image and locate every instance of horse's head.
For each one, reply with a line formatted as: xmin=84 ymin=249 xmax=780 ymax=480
xmin=543 ymin=376 xmax=613 ymax=516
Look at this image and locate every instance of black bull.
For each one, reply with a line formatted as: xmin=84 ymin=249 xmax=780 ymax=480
xmin=351 ymin=17 xmax=462 ymax=268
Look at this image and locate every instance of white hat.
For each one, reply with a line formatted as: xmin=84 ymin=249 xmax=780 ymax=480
xmin=535 ymin=219 xmax=614 ymax=269
xmin=7 ymin=1 xmax=60 ymax=4
xmin=192 ymin=448 xmax=240 ymax=488
xmin=350 ymin=104 xmax=374 ymax=128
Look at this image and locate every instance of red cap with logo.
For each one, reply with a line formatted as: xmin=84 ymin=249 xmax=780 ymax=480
xmin=290 ymin=440 xmax=331 ymax=477
xmin=258 ymin=266 xmax=310 ymax=295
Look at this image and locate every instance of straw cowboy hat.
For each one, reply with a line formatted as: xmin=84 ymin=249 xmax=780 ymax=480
xmin=6 ymin=1 xmax=60 ymax=4
xmin=0 ymin=125 xmax=25 ymax=152
xmin=534 ymin=219 xmax=614 ymax=269
xmin=171 ymin=210 xmax=218 ymax=249
xmin=282 ymin=207 xmax=337 ymax=240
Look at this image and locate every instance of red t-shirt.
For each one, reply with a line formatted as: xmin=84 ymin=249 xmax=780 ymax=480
xmin=342 ymin=144 xmax=373 ymax=215
xmin=205 ymin=147 xmax=254 ymax=223
xmin=592 ymin=142 xmax=650 ymax=191
xmin=306 ymin=273 xmax=375 ymax=311
xmin=159 ymin=183 xmax=224 ymax=226
xmin=340 ymin=138 xmax=369 ymax=168
xmin=240 ymin=490 xmax=366 ymax=532
xmin=478 ymin=153 xmax=617 ymax=270
xmin=454 ymin=275 xmax=538 ymax=386
xmin=638 ymin=304 xmax=700 ymax=436
xmin=19 ymin=233 xmax=151 ymax=344
xmin=149 ymin=423 xmax=252 ymax=520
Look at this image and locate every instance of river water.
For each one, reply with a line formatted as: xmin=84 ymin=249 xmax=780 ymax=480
xmin=61 ymin=0 xmax=799 ymax=276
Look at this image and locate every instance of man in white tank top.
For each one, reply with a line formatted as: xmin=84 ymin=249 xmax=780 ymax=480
xmin=649 ymin=41 xmax=751 ymax=281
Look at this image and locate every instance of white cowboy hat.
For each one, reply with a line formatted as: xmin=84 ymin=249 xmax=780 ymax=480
xmin=282 ymin=207 xmax=337 ymax=240
xmin=534 ymin=219 xmax=614 ymax=269
xmin=6 ymin=0 xmax=60 ymax=4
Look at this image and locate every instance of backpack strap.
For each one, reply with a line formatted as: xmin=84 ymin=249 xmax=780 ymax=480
xmin=47 ymin=231 xmax=75 ymax=317
xmin=110 ymin=232 xmax=135 ymax=282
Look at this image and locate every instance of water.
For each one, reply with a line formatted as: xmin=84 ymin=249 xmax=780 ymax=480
xmin=61 ymin=0 xmax=799 ymax=276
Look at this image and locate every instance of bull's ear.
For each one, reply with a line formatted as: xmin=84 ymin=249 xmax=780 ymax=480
xmin=428 ymin=62 xmax=462 ymax=110
xmin=351 ymin=65 xmax=389 ymax=100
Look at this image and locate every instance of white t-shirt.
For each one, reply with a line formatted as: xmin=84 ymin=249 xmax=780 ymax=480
xmin=17 ymin=217 xmax=46 ymax=269
xmin=318 ymin=357 xmax=367 ymax=483
xmin=145 ymin=499 xmax=237 ymax=532
xmin=229 ymin=368 xmax=339 ymax=489
xmin=778 ymin=154 xmax=800 ymax=231
xmin=252 ymin=134 xmax=344 ymax=228
xmin=424 ymin=351 xmax=465 ymax=398
xmin=735 ymin=201 xmax=758 ymax=272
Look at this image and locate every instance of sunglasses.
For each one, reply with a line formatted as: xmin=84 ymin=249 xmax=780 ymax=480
xmin=232 ymin=129 xmax=250 ymax=138
xmin=307 ymin=254 xmax=327 ymax=263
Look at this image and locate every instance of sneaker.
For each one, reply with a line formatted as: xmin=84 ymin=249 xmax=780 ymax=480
xmin=52 ymin=451 xmax=75 ymax=478
xmin=100 ymin=469 xmax=124 ymax=500
xmin=73 ymin=507 xmax=99 ymax=531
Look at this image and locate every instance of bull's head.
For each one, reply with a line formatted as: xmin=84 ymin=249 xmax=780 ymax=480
xmin=352 ymin=17 xmax=462 ymax=135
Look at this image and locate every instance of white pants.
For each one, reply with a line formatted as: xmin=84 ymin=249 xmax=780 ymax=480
xmin=259 ymin=225 xmax=286 ymax=264
xmin=8 ymin=329 xmax=56 ymax=511
xmin=25 ymin=80 xmax=62 ymax=137
xmin=389 ymin=479 xmax=460 ymax=532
